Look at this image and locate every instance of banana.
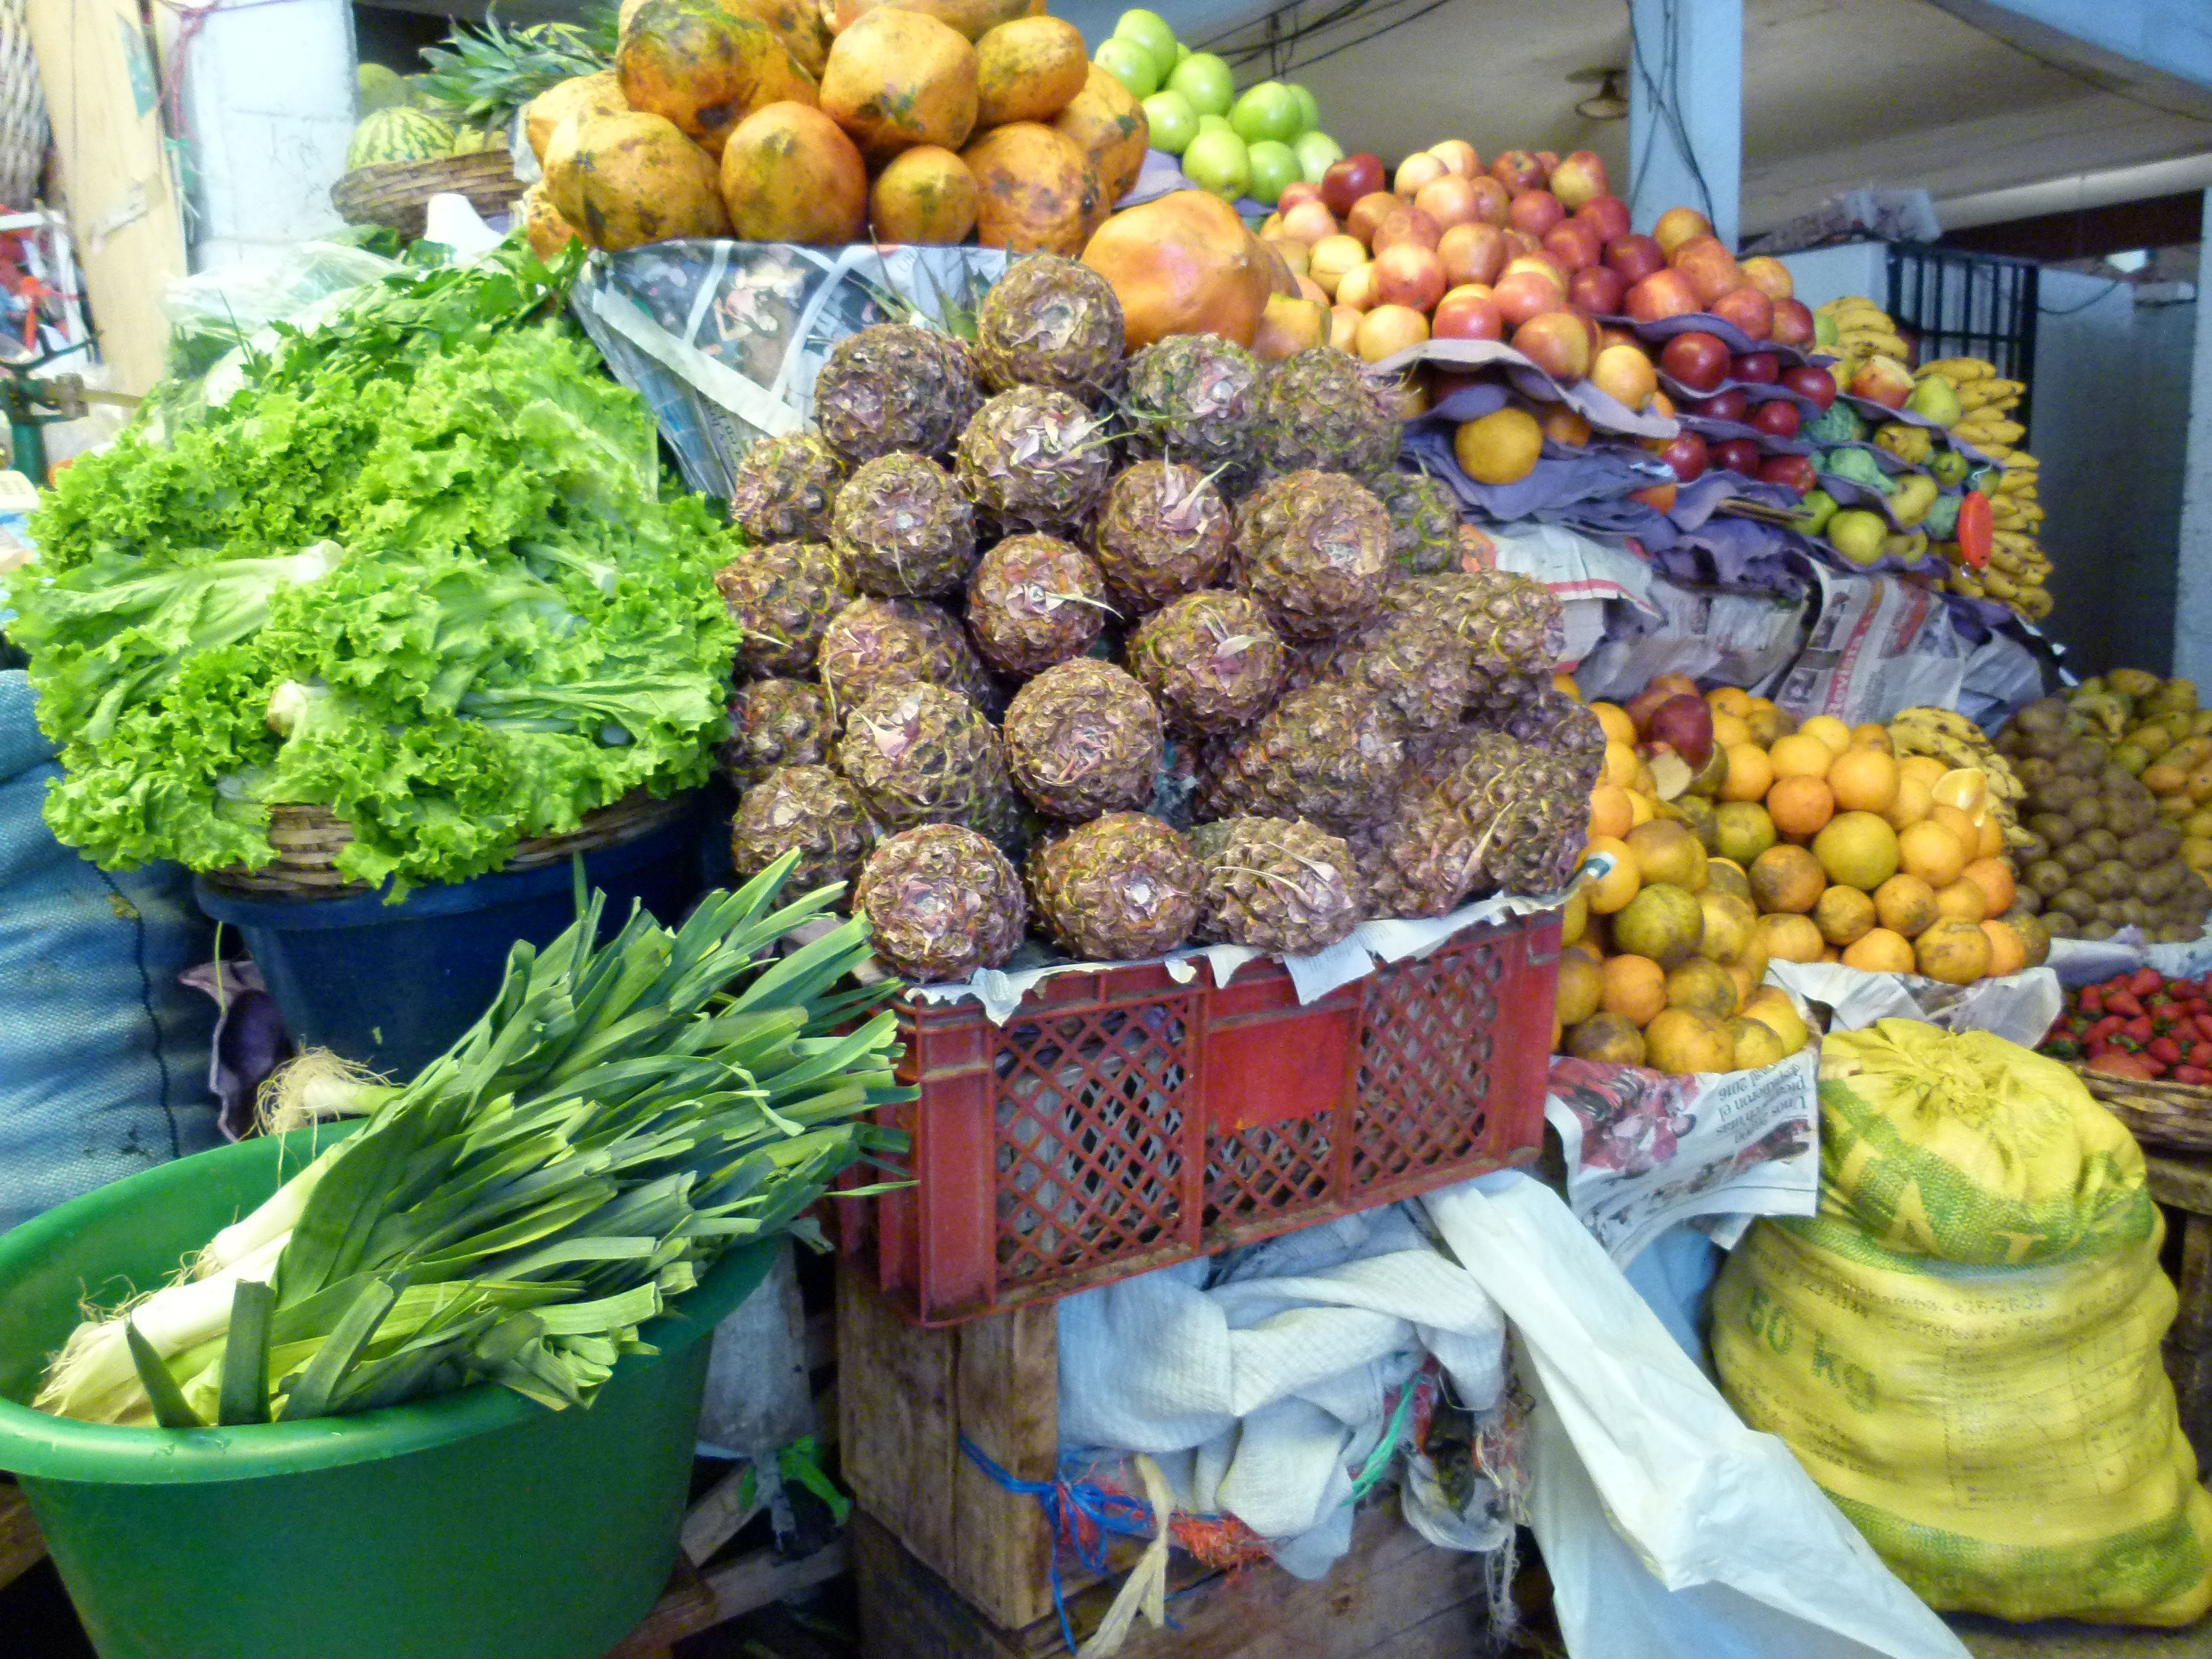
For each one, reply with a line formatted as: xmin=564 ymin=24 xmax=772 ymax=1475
xmin=1984 ymin=571 xmax=2020 ymax=601
xmin=1874 ymin=423 xmax=1933 ymax=464
xmin=1918 ymin=357 xmax=1993 ymax=382
xmin=1990 ymin=548 xmax=2021 ymax=575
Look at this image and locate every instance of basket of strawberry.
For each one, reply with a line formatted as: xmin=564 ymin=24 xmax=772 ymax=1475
xmin=2040 ymin=967 xmax=2212 ymax=1153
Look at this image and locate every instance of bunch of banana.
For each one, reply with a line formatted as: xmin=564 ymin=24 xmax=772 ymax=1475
xmin=1874 ymin=421 xmax=1933 ymax=465
xmin=1815 ymin=295 xmax=1907 ymax=392
xmin=1889 ymin=705 xmax=2031 ymax=844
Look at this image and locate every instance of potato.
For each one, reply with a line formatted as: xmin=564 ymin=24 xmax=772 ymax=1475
xmin=618 ymin=0 xmax=818 ymax=158
xmin=1050 ymin=63 xmax=1148 ymax=207
xmin=820 ymin=7 xmax=978 ymax=160
xmin=719 ymin=101 xmax=866 ymax=244
xmin=974 ymin=16 xmax=1087 ymax=127
xmin=545 ymin=110 xmax=733 ymax=250
xmin=961 ymin=121 xmax=1099 ymax=256
xmin=825 ymin=0 xmax=1041 ymax=41
xmin=524 ymin=72 xmax=627 ymax=163
xmin=869 ymin=145 xmax=979 ymax=244
xmin=519 ymin=182 xmax=583 ymax=259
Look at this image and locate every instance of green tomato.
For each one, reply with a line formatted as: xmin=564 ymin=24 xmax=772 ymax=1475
xmin=1113 ymin=9 xmax=1181 ymax=79
xmin=1182 ymin=126 xmax=1251 ymax=203
xmin=1166 ymin=51 xmax=1235 ymax=118
xmin=1174 ymin=41 xmax=1190 ymax=65
xmin=1283 ymin=82 xmax=1320 ymax=135
xmin=1293 ymin=130 xmax=1343 ymax=184
xmin=1141 ymin=89 xmax=1199 ymax=155
xmin=1094 ymin=37 xmax=1160 ymax=100
xmin=1245 ymin=139 xmax=1301 ymax=207
xmin=1196 ymin=113 xmax=1235 ymax=138
xmin=1230 ymin=81 xmax=1303 ymax=146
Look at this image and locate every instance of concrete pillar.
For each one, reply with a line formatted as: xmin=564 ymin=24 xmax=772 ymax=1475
xmin=1627 ymin=0 xmax=1741 ymax=249
xmin=2178 ymin=189 xmax=2212 ymax=687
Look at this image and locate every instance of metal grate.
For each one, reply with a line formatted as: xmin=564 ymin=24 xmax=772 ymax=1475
xmin=1885 ymin=243 xmax=2039 ymax=437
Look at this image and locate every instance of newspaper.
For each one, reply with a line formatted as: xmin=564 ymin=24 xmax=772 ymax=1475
xmin=1544 ymin=1047 xmax=1820 ymax=1265
xmin=1771 ymin=562 xmax=1967 ymax=723
xmin=1574 ymin=573 xmax=1810 ymax=702
xmin=1764 ymin=961 xmax=2062 ymax=1047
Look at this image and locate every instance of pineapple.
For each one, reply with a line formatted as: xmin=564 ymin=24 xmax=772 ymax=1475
xmin=715 ymin=542 xmax=854 ymax=678
xmin=965 ymin=534 xmax=1111 ymax=677
xmin=817 ymin=597 xmax=998 ymax=723
xmin=1092 ymin=460 xmax=1230 ymax=612
xmin=1382 ymin=569 xmax=1563 ymax=708
xmin=1250 ymin=347 xmax=1400 ymax=481
xmin=857 ymin=824 xmax=1027 ymax=983
xmin=1027 ymin=812 xmax=1201 ymax=961
xmin=730 ymin=765 xmax=873 ymax=894
xmin=837 ymin=683 xmax=1019 ymax=843
xmin=1433 ymin=730 xmax=1594 ymax=895
xmin=813 ymin=324 xmax=980 ymax=464
xmin=719 ymin=678 xmax=830 ymax=788
xmin=1231 ymin=470 xmax=1391 ymax=642
xmin=1351 ymin=790 xmax=1487 ymax=920
xmin=832 ymin=452 xmax=977 ymax=599
xmin=728 ymin=434 xmax=844 ymax=546
xmin=973 ymin=255 xmax=1125 ymax=403
xmin=1124 ymin=590 xmax=1286 ymax=735
xmin=956 ymin=386 xmax=1113 ymax=531
xmin=1189 ymin=816 xmax=1362 ymax=954
xmin=1003 ymin=658 xmax=1161 ymax=820
xmin=1374 ymin=470 xmax=1461 ymax=575
xmin=1193 ymin=683 xmax=1402 ymax=832
xmin=1122 ymin=333 xmax=1262 ymax=487
xmin=1482 ymin=686 xmax=1607 ymax=760
xmin=1301 ymin=611 xmax=1471 ymax=735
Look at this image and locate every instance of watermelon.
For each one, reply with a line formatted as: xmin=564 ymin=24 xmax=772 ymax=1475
xmin=345 ymin=106 xmax=456 ymax=171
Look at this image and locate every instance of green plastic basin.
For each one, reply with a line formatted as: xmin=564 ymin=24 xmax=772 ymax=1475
xmin=0 ymin=1128 xmax=772 ymax=1659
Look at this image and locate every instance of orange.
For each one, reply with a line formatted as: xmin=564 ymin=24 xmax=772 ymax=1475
xmin=1850 ymin=723 xmax=1892 ymax=752
xmin=1897 ymin=818 xmax=1969 ymax=888
xmin=1749 ymin=844 xmax=1826 ymax=914
xmin=1556 ymin=950 xmax=1604 ymax=1025
xmin=1841 ymin=927 xmax=1915 ymax=972
xmin=1873 ymin=873 xmax=1938 ymax=938
xmin=1897 ymin=754 xmax=1947 ymax=790
xmin=1587 ymin=782 xmax=1633 ymax=841
xmin=1929 ymin=803 xmax=1983 ymax=859
xmin=1579 ymin=835 xmax=1640 ymax=913
xmin=1454 ymin=407 xmax=1543 ymax=485
xmin=1813 ymin=884 xmax=1877 ymax=947
xmin=1707 ymin=686 xmax=1753 ymax=719
xmin=1560 ymin=883 xmax=1588 ymax=946
xmin=1590 ymin=702 xmax=1636 ymax=746
xmin=1980 ymin=918 xmax=2027 ymax=977
xmin=1915 ymin=917 xmax=1991 ymax=985
xmin=1745 ymin=700 xmax=1788 ymax=747
xmin=1827 ymin=747 xmax=1899 ymax=814
xmin=1755 ymin=912 xmax=1825 ymax=964
xmin=1768 ymin=733 xmax=1835 ymax=780
xmin=1766 ymin=774 xmax=1836 ymax=840
xmin=1624 ymin=819 xmax=1708 ymax=889
xmin=1977 ymin=814 xmax=2005 ymax=859
xmin=1719 ymin=743 xmax=1775 ymax=802
xmin=1812 ymin=810 xmax=1901 ymax=891
xmin=1934 ymin=879 xmax=1988 ymax=925
xmin=1626 ymin=789 xmax=1657 ymax=826
xmin=1603 ymin=740 xmax=1640 ymax=788
xmin=1600 ymin=952 xmax=1668 ymax=1026
xmin=1643 ymin=1007 xmax=1736 ymax=1074
xmin=1884 ymin=773 xmax=1933 ymax=832
xmin=1959 ymin=856 xmax=2016 ymax=917
xmin=1711 ymin=711 xmax=1752 ymax=750
xmin=1799 ymin=714 xmax=1853 ymax=755
xmin=1726 ymin=960 xmax=1762 ymax=1006
xmin=1821 ymin=946 xmax=1842 ymax=962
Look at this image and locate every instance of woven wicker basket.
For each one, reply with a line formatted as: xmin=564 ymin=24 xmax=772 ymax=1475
xmin=331 ymin=150 xmax=523 ymax=239
xmin=2074 ymin=1064 xmax=2212 ymax=1156
xmin=0 ymin=0 xmax=46 ymax=210
xmin=200 ymin=791 xmax=691 ymax=899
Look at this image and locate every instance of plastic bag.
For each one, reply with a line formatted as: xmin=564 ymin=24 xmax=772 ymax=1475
xmin=158 ymin=240 xmax=403 ymax=416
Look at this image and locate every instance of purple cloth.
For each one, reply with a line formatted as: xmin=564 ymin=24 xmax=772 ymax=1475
xmin=179 ymin=959 xmax=294 ymax=1142
xmin=1401 ymin=424 xmax=1666 ymax=520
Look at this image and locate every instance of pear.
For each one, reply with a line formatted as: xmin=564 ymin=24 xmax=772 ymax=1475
xmin=1905 ymin=374 xmax=1963 ymax=428
xmin=1795 ymin=488 xmax=1839 ymax=536
xmin=1930 ymin=449 xmax=1969 ymax=486
xmin=1828 ymin=508 xmax=1887 ymax=566
xmin=1889 ymin=472 xmax=1939 ymax=528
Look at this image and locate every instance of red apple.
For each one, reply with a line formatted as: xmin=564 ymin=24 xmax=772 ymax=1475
xmin=1438 ymin=222 xmax=1507 ymax=287
xmin=1508 ymin=188 xmax=1565 ymax=237
xmin=1279 ymin=181 xmax=1325 ymax=212
xmin=1430 ymin=368 xmax=1483 ymax=402
xmin=1513 ymin=310 xmax=1592 ymax=381
xmin=1646 ymin=694 xmax=1715 ymax=767
xmin=1373 ymin=205 xmax=1441 ymax=253
xmin=1568 ymin=264 xmax=1627 ymax=315
xmin=1493 ymin=269 xmax=1565 ymax=327
xmin=1624 ymin=268 xmax=1700 ymax=322
xmin=1536 ymin=150 xmax=1560 ymax=173
xmin=1549 ymin=150 xmax=1609 ymax=211
xmin=1575 ymin=193 xmax=1631 ymax=244
xmin=1748 ymin=398 xmax=1800 ymax=440
xmin=1849 ymin=356 xmax=1913 ymax=408
xmin=1780 ymin=363 xmax=1837 ymax=410
xmin=1279 ymin=198 xmax=1339 ymax=245
xmin=1465 ymin=176 xmax=1511 ymax=227
xmin=1605 ymin=234 xmax=1667 ymax=285
xmin=1590 ymin=341 xmax=1657 ymax=409
xmin=1653 ymin=205 xmax=1712 ymax=256
xmin=1659 ymin=330 xmax=1730 ymax=391
xmin=1712 ymin=437 xmax=1761 ymax=475
xmin=1415 ymin=174 xmax=1480 ymax=231
xmin=1739 ymin=255 xmax=1793 ymax=302
xmin=1690 ymin=389 xmax=1749 ymax=423
xmin=1675 ymin=243 xmax=1743 ymax=306
xmin=1432 ymin=289 xmax=1504 ymax=341
xmin=1491 ymin=149 xmax=1545 ymax=196
xmin=1733 ymin=351 xmax=1780 ymax=385
xmin=1429 ymin=139 xmax=1479 ymax=179
xmin=1543 ymin=220 xmax=1603 ymax=273
xmin=1710 ymin=286 xmax=1774 ymax=341
xmin=1322 ymin=153 xmax=1386 ymax=217
xmin=1656 ymin=431 xmax=1708 ymax=483
xmin=1770 ymin=298 xmax=1815 ymax=347
xmin=1395 ymin=151 xmax=1449 ymax=197
xmin=1600 ymin=326 xmax=1642 ymax=355
xmin=1758 ymin=454 xmax=1817 ymax=496
xmin=1346 ymin=192 xmax=1399 ymax=247
xmin=1374 ymin=242 xmax=1447 ymax=313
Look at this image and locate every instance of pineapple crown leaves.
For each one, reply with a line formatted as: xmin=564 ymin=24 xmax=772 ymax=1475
xmin=841 ymin=249 xmax=985 ymax=345
xmin=417 ymin=8 xmax=615 ymax=123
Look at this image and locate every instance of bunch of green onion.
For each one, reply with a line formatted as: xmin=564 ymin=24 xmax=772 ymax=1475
xmin=35 ymin=853 xmax=909 ymax=1428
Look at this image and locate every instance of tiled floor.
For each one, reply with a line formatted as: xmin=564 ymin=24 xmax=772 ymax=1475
xmin=1951 ymin=1617 xmax=2212 ymax=1656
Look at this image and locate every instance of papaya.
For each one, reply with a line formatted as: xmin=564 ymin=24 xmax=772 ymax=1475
xmin=719 ymin=101 xmax=867 ymax=244
xmin=621 ymin=0 xmax=831 ymax=77
xmin=524 ymin=72 xmax=627 ymax=163
xmin=544 ymin=111 xmax=733 ymax=250
xmin=617 ymin=0 xmax=817 ymax=158
xmin=1081 ymin=190 xmax=1275 ymax=350
xmin=519 ymin=182 xmax=583 ymax=260
xmin=869 ymin=146 xmax=979 ymax=244
xmin=973 ymin=16 xmax=1087 ymax=127
xmin=1050 ymin=64 xmax=1147 ymax=207
xmin=819 ymin=8 xmax=978 ymax=161
xmin=961 ymin=122 xmax=1098 ymax=257
xmin=824 ymin=0 xmax=1040 ymax=41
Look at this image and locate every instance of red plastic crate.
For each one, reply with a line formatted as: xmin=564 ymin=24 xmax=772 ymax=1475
xmin=842 ymin=909 xmax=1559 ymax=1325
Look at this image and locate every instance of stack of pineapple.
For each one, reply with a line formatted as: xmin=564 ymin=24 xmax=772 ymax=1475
xmin=1915 ymin=357 xmax=2051 ymax=621
xmin=713 ymin=256 xmax=1597 ymax=983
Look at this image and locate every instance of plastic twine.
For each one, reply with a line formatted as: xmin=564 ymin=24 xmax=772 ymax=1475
xmin=959 ymin=1435 xmax=1157 ymax=1654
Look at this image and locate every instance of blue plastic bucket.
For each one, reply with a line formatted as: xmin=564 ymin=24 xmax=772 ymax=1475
xmin=195 ymin=809 xmax=705 ymax=1076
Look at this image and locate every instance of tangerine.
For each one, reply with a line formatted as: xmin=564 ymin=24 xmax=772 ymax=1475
xmin=1827 ymin=747 xmax=1899 ymax=813
xmin=1624 ymin=819 xmax=1708 ymax=889
xmin=1602 ymin=740 xmax=1640 ymax=788
xmin=1454 ymin=407 xmax=1543 ymax=484
xmin=1841 ymin=926 xmax=1916 ymax=972
xmin=1729 ymin=1016 xmax=1787 ymax=1071
xmin=1884 ymin=773 xmax=1934 ymax=831
xmin=1587 ymin=782 xmax=1633 ymax=841
xmin=1612 ymin=882 xmax=1706 ymax=966
xmin=1667 ymin=957 xmax=1740 ymax=1020
xmin=1799 ymin=714 xmax=1853 ymax=755
xmin=1960 ymin=856 xmax=2015 ymax=916
xmin=1644 ymin=1007 xmax=1736 ymax=1075
xmin=1711 ymin=711 xmax=1752 ymax=750
xmin=1719 ymin=743 xmax=1775 ymax=802
xmin=1873 ymin=873 xmax=1938 ymax=938
xmin=1708 ymin=687 xmax=1753 ymax=719
xmin=1750 ymin=843 xmax=1826 ymax=913
xmin=1755 ymin=912 xmax=1825 ymax=963
xmin=1556 ymin=950 xmax=1603 ymax=1025
xmin=1814 ymin=884 xmax=1877 ymax=947
xmin=1766 ymin=774 xmax=1836 ymax=840
xmin=1850 ymin=722 xmax=1892 ymax=751
xmin=1898 ymin=818 xmax=1969 ymax=888
xmin=1980 ymin=918 xmax=2027 ymax=977
xmin=1929 ymin=803 xmax=1983 ymax=859
xmin=1915 ymin=917 xmax=1991 ymax=985
xmin=1812 ymin=810 xmax=1901 ymax=891
xmin=1897 ymin=754 xmax=1948 ymax=789
xmin=1740 ymin=987 xmax=1809 ymax=1052
xmin=1713 ymin=801 xmax=1778 ymax=865
xmin=1599 ymin=952 xmax=1668 ymax=1025
xmin=1769 ymin=733 xmax=1834 ymax=780
xmin=1579 ymin=835 xmax=1639 ymax=913
xmin=1934 ymin=879 xmax=1988 ymax=925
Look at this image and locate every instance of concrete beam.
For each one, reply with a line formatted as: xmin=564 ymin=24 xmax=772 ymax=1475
xmin=2177 ymin=189 xmax=2212 ymax=687
xmin=1628 ymin=0 xmax=1741 ymax=246
xmin=1921 ymin=0 xmax=2212 ymax=113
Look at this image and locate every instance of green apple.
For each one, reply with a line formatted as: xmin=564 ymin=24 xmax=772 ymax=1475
xmin=1142 ymin=89 xmax=1199 ymax=155
xmin=1246 ymin=139 xmax=1301 ymax=207
xmin=1182 ymin=126 xmax=1251 ymax=202
xmin=1284 ymin=82 xmax=1320 ymax=135
xmin=1930 ymin=449 xmax=1969 ymax=486
xmin=1094 ymin=37 xmax=1160 ymax=100
xmin=1113 ymin=9 xmax=1181 ymax=79
xmin=1166 ymin=51 xmax=1235 ymax=118
xmin=1293 ymin=130 xmax=1343 ymax=184
xmin=1793 ymin=488 xmax=1839 ymax=536
xmin=1174 ymin=41 xmax=1190 ymax=65
xmin=1196 ymin=113 xmax=1235 ymax=138
xmin=1827 ymin=508 xmax=1888 ymax=566
xmin=1230 ymin=81 xmax=1302 ymax=145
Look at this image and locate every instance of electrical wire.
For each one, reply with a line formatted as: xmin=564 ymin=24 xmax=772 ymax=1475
xmin=1626 ymin=0 xmax=1717 ymax=227
xmin=2037 ymin=274 xmax=2132 ymax=315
